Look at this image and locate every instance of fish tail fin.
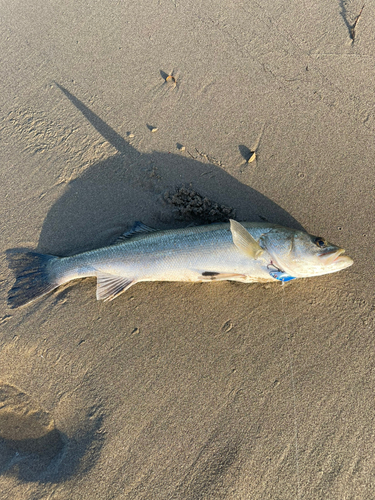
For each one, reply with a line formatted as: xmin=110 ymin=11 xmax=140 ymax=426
xmin=7 ymin=251 xmax=60 ymax=308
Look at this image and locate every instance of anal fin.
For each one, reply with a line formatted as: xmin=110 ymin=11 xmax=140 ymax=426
xmin=96 ymin=273 xmax=136 ymax=301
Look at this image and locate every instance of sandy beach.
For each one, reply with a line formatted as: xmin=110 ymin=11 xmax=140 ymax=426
xmin=1 ymin=1 xmax=374 ymax=498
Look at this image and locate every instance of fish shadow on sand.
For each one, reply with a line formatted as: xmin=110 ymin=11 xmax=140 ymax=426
xmin=37 ymin=84 xmax=304 ymax=256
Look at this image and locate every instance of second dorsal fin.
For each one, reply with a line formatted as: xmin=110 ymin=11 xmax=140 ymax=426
xmin=113 ymin=221 xmax=157 ymax=244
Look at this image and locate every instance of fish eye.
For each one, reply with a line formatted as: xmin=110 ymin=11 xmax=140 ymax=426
xmin=314 ymin=237 xmax=326 ymax=248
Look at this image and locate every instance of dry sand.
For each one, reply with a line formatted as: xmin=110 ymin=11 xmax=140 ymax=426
xmin=0 ymin=0 xmax=374 ymax=498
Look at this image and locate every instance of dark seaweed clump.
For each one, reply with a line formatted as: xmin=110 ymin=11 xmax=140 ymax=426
xmin=164 ymin=187 xmax=236 ymax=224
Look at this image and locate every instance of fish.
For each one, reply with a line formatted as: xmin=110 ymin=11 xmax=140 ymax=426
xmin=7 ymin=220 xmax=353 ymax=308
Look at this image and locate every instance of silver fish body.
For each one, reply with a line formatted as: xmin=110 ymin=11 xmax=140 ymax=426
xmin=7 ymin=220 xmax=353 ymax=308
xmin=55 ymin=222 xmax=278 ymax=285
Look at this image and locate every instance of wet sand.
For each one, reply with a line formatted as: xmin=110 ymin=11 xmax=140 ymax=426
xmin=1 ymin=1 xmax=374 ymax=498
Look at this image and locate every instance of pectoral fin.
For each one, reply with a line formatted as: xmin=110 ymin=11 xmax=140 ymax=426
xmin=229 ymin=220 xmax=264 ymax=259
xmin=96 ymin=273 xmax=136 ymax=301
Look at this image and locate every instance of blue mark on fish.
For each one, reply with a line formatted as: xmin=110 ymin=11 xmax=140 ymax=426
xmin=269 ymin=271 xmax=296 ymax=282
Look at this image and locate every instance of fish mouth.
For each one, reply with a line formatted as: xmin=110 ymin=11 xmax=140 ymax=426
xmin=319 ymin=248 xmax=353 ymax=267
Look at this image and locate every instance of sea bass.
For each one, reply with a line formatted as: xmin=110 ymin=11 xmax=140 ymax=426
xmin=7 ymin=220 xmax=353 ymax=308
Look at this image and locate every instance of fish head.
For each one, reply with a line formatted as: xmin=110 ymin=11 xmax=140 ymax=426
xmin=261 ymin=228 xmax=353 ymax=278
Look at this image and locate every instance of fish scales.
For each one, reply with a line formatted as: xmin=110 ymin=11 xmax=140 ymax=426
xmin=56 ymin=223 xmax=277 ymax=283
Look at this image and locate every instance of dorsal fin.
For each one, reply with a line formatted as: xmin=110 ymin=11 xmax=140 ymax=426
xmin=113 ymin=221 xmax=157 ymax=244
xmin=229 ymin=219 xmax=264 ymax=259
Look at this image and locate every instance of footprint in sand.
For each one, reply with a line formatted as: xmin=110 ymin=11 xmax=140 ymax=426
xmin=0 ymin=381 xmax=64 ymax=458
xmin=0 ymin=381 xmax=104 ymax=482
